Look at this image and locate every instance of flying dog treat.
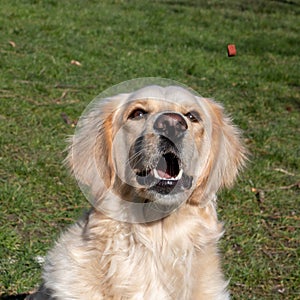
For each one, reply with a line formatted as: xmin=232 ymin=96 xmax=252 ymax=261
xmin=227 ymin=44 xmax=236 ymax=57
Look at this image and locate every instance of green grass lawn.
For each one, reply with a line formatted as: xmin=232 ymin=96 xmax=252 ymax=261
xmin=0 ymin=0 xmax=299 ymax=299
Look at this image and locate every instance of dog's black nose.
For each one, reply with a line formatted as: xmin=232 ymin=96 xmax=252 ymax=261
xmin=154 ymin=113 xmax=187 ymax=139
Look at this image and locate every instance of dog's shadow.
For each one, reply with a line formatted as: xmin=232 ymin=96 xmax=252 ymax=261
xmin=0 ymin=294 xmax=29 ymax=300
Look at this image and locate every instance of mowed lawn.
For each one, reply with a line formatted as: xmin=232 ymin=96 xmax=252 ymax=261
xmin=0 ymin=0 xmax=299 ymax=299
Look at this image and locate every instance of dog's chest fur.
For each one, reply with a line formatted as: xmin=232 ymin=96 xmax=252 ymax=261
xmin=43 ymin=205 xmax=228 ymax=300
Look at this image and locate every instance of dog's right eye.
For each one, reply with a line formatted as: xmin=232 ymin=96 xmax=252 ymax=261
xmin=128 ymin=109 xmax=148 ymax=120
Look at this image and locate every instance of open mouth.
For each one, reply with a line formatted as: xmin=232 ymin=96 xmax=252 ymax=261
xmin=136 ymin=152 xmax=193 ymax=195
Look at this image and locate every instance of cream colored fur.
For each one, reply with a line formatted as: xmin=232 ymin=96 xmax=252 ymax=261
xmin=31 ymin=85 xmax=246 ymax=300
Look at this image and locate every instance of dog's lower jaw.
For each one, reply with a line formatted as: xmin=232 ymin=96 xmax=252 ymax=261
xmin=33 ymin=204 xmax=230 ymax=300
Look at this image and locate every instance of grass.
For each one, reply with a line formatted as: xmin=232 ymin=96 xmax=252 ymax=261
xmin=0 ymin=0 xmax=299 ymax=298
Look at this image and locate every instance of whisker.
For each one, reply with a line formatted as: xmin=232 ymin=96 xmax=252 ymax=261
xmin=126 ymin=150 xmax=144 ymax=166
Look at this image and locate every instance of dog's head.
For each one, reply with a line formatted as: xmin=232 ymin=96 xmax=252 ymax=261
xmin=67 ymin=85 xmax=246 ymax=221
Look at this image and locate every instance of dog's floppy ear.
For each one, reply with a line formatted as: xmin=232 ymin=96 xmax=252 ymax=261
xmin=208 ymin=98 xmax=247 ymax=188
xmin=191 ymin=98 xmax=247 ymax=206
xmin=65 ymin=95 xmax=126 ymax=204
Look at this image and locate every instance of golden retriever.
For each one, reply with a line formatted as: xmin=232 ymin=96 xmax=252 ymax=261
xmin=28 ymin=85 xmax=246 ymax=300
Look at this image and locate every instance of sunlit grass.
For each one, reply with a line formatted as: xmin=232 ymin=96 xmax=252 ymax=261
xmin=0 ymin=0 xmax=299 ymax=298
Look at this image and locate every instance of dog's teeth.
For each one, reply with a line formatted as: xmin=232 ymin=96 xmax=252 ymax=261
xmin=174 ymin=169 xmax=183 ymax=180
xmin=153 ymin=169 xmax=183 ymax=180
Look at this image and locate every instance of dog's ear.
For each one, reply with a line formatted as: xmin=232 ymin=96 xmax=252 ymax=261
xmin=65 ymin=95 xmax=126 ymax=204
xmin=191 ymin=98 xmax=247 ymax=206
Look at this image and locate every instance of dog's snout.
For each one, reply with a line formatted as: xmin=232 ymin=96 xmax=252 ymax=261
xmin=154 ymin=113 xmax=187 ymax=139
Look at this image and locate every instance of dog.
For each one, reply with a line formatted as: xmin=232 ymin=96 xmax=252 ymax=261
xmin=28 ymin=85 xmax=246 ymax=299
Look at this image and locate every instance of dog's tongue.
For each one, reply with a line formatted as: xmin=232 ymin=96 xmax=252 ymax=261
xmin=157 ymin=169 xmax=172 ymax=179
xmin=156 ymin=156 xmax=173 ymax=179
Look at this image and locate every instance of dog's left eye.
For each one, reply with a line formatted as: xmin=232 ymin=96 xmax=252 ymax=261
xmin=128 ymin=109 xmax=148 ymax=120
xmin=185 ymin=111 xmax=201 ymax=123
